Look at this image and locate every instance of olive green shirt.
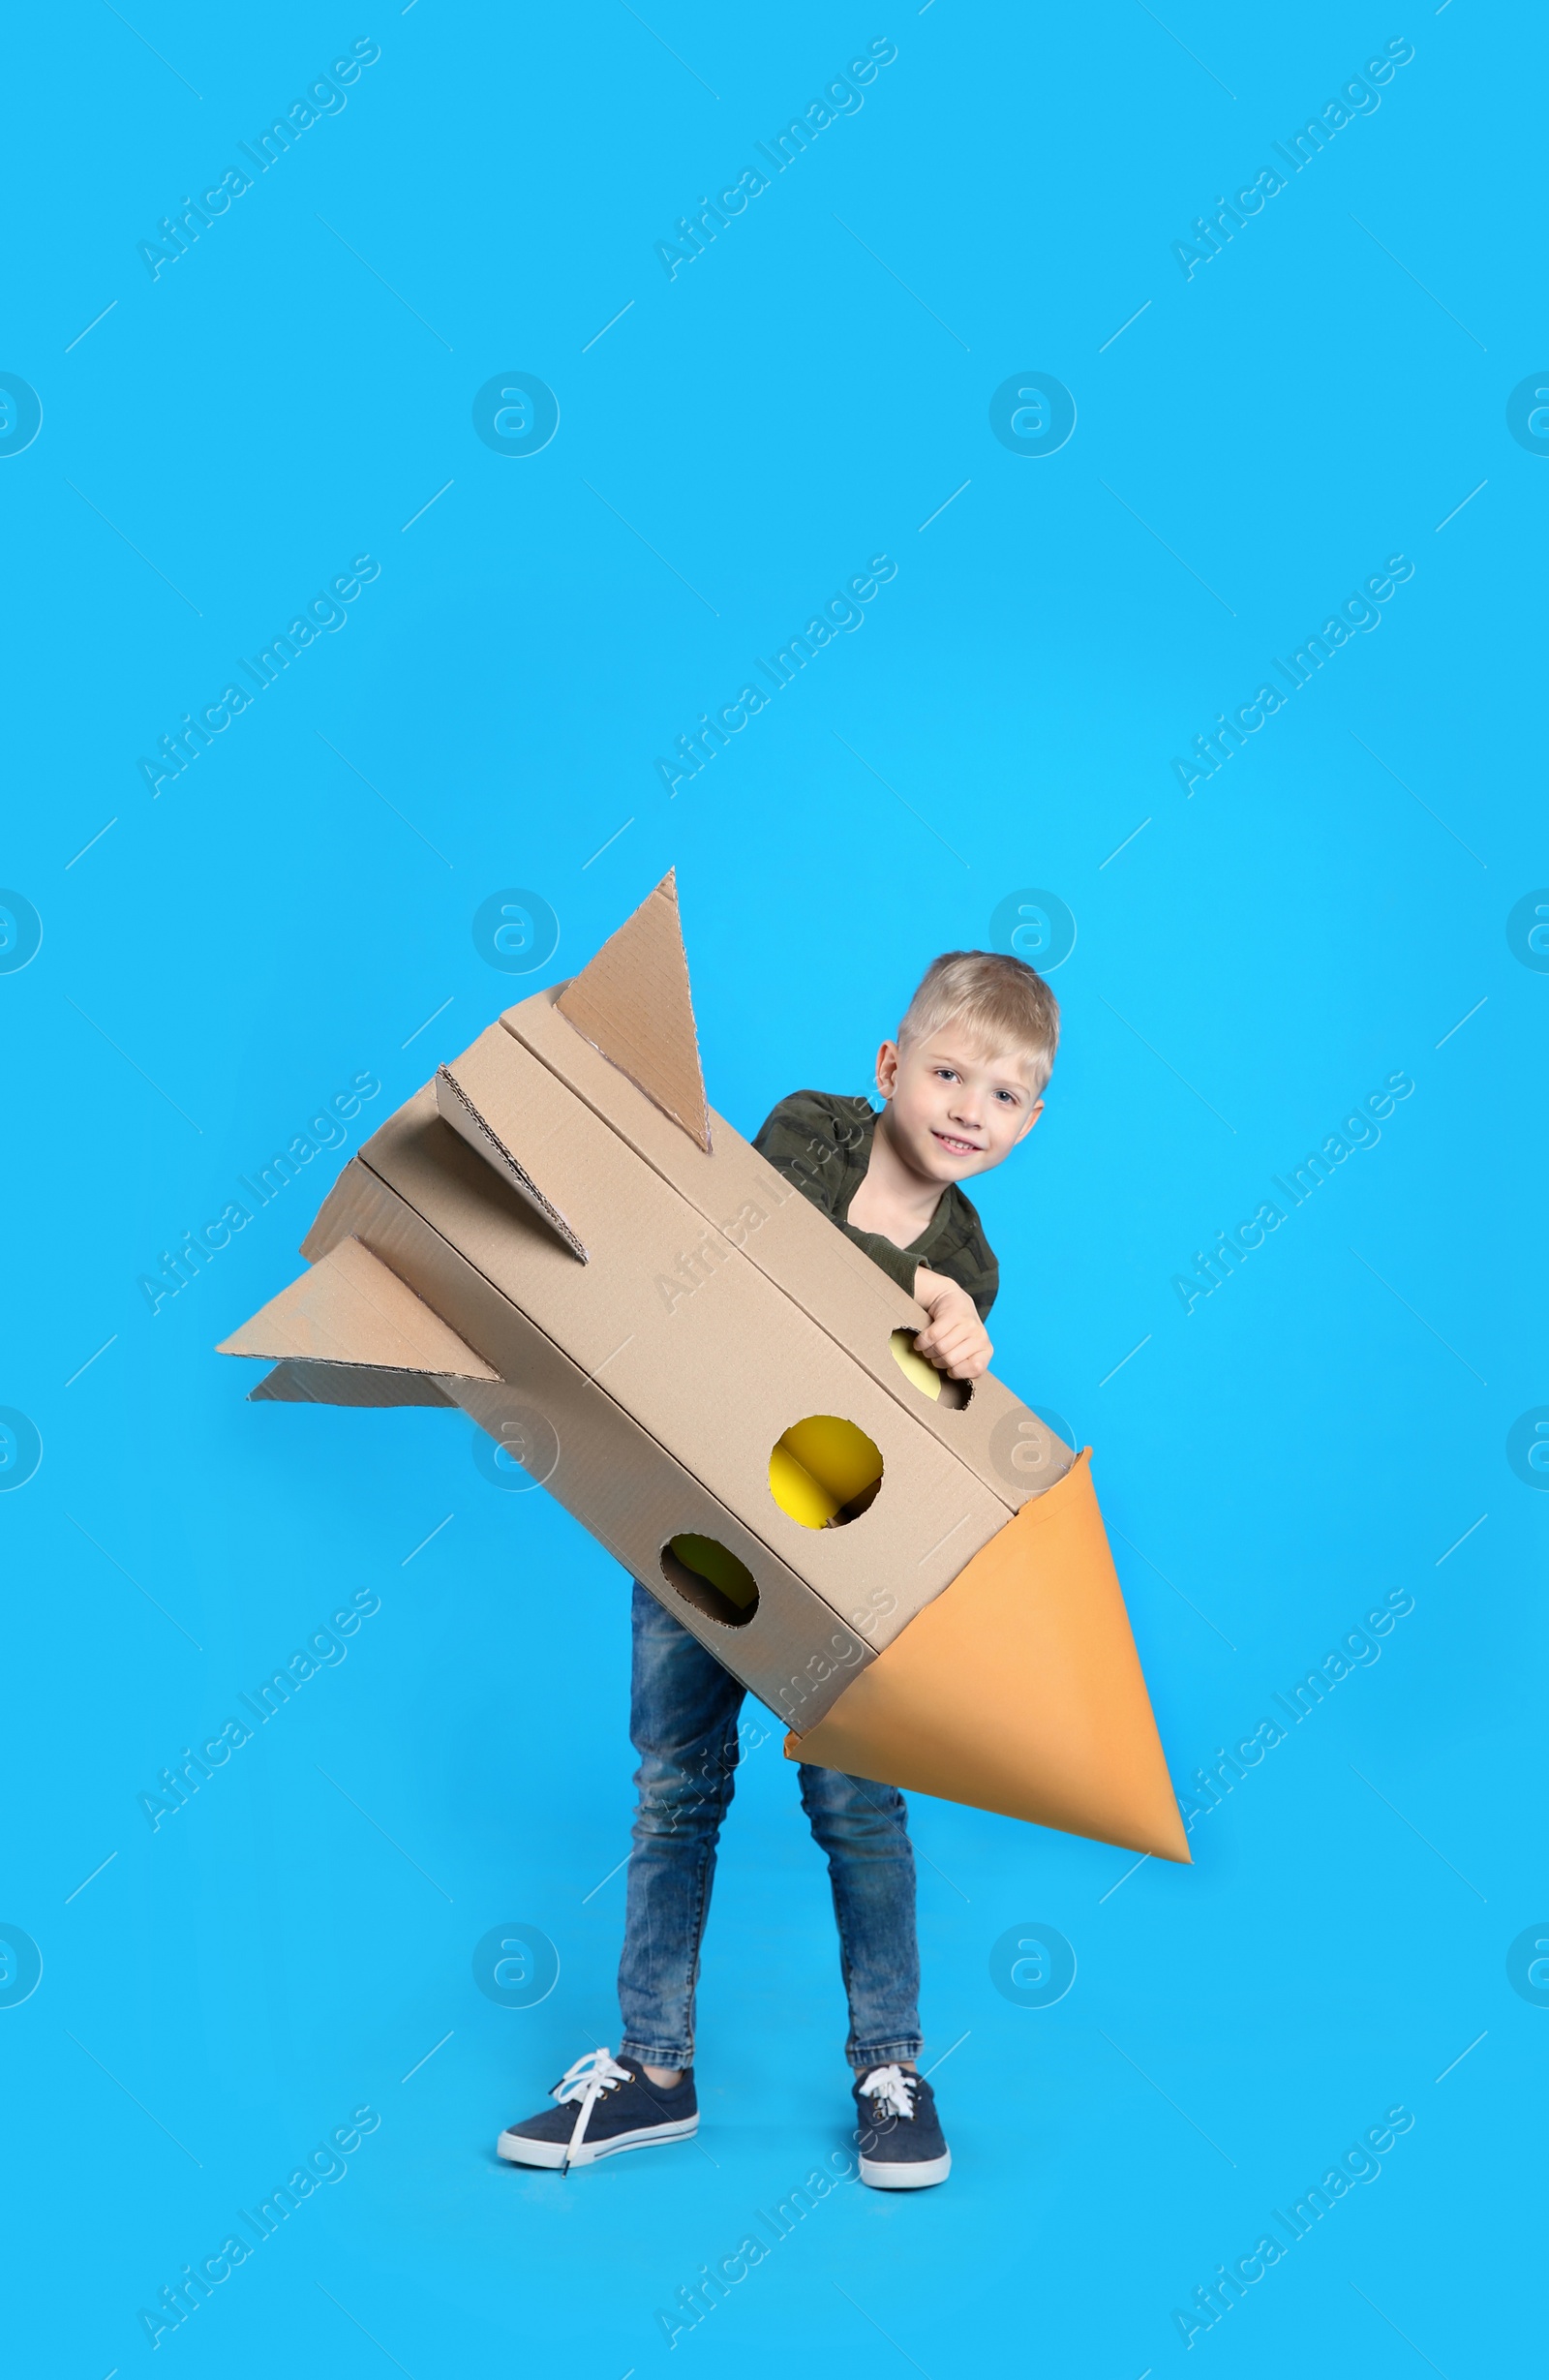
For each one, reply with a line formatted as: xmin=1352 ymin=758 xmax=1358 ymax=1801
xmin=752 ymin=1089 xmax=999 ymax=1321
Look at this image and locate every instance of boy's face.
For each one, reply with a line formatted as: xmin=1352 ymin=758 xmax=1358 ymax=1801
xmin=876 ymin=1030 xmax=1045 ymax=1185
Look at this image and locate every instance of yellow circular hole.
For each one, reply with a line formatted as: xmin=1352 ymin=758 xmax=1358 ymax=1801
xmin=661 ymin=1534 xmax=760 ymax=1629
xmin=769 ymin=1415 xmax=884 ymax=1530
xmin=888 ymin=1328 xmax=973 ymax=1411
xmin=889 ymin=1328 xmax=941 ymax=1400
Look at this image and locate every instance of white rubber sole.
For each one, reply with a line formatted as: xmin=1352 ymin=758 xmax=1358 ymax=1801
xmin=859 ymin=2147 xmax=952 ymax=2189
xmin=497 ymin=2115 xmax=698 ymax=2168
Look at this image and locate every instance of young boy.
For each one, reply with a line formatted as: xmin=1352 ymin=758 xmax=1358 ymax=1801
xmin=497 ymin=950 xmax=1059 ymax=2182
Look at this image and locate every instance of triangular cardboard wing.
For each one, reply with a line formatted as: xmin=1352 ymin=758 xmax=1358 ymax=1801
xmin=217 ymin=1236 xmax=499 ymax=1381
xmin=437 ymin=1050 xmax=589 ymax=1262
xmin=784 ymin=1452 xmax=1191 ymax=1863
xmin=555 ymin=869 xmax=712 ymax=1150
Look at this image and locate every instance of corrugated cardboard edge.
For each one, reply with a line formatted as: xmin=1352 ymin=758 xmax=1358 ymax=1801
xmin=435 ymin=1061 xmax=590 ymax=1262
xmin=251 ymin=1361 xmax=461 ymax=1408
xmin=784 ymin=1451 xmax=1191 ymax=1863
xmin=554 ymin=870 xmax=713 ymax=1151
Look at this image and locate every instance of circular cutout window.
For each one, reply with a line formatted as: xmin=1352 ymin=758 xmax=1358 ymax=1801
xmin=769 ymin=1416 xmax=884 ymax=1530
xmin=888 ymin=1328 xmax=972 ymax=1411
xmin=660 ymin=1533 xmax=759 ymax=1629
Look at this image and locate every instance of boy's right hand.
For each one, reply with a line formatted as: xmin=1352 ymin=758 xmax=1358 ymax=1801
xmin=912 ymin=1267 xmax=993 ymax=1380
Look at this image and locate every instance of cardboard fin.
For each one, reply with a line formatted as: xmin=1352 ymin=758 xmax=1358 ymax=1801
xmin=250 ymin=1361 xmax=460 ymax=1408
xmin=784 ymin=1452 xmax=1191 ymax=1863
xmin=555 ymin=870 xmax=712 ymax=1150
xmin=435 ymin=1061 xmax=589 ymax=1262
xmin=217 ymin=1236 xmax=499 ymax=1380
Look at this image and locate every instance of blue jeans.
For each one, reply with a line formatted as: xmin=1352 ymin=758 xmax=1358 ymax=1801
xmin=617 ymin=1582 xmax=923 ymax=2073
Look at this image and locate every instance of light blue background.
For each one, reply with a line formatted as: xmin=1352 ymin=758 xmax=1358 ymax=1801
xmin=3 ymin=3 xmax=1543 ymax=2372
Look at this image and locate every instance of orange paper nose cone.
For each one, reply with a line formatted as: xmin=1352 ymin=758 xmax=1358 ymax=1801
xmin=785 ymin=1451 xmax=1191 ymax=1863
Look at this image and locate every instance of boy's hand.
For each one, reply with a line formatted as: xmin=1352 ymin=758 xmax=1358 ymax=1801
xmin=912 ymin=1266 xmax=993 ymax=1380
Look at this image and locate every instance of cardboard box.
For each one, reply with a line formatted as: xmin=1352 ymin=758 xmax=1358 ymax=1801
xmin=219 ymin=873 xmax=1188 ymax=1860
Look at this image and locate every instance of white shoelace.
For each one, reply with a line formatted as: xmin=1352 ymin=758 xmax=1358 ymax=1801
xmin=861 ymin=2064 xmax=917 ymax=2121
xmin=551 ymin=2046 xmax=634 ymax=2165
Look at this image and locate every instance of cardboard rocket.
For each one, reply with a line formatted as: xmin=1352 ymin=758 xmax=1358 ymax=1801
xmin=219 ymin=875 xmax=1189 ymax=1863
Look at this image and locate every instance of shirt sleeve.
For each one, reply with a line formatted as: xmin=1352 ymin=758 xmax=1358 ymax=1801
xmin=962 ymin=1246 xmax=999 ymax=1324
xmin=751 ymin=1090 xmax=864 ymax=1222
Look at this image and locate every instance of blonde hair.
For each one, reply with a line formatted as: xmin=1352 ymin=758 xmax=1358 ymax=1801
xmin=898 ymin=950 xmax=1060 ymax=1093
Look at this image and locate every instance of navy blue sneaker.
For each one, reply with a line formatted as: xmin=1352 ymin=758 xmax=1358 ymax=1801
xmin=497 ymin=2048 xmax=698 ymax=2170
xmin=852 ymin=2064 xmax=951 ymax=2188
